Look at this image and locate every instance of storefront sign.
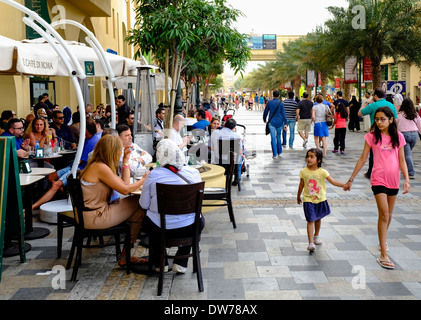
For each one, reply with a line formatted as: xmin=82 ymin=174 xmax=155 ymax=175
xmin=84 ymin=61 xmax=95 ymax=76
xmin=25 ymin=0 xmax=51 ymax=39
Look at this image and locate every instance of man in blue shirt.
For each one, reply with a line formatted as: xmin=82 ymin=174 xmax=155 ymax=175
xmin=192 ymin=109 xmax=210 ymax=130
xmin=263 ymin=90 xmax=287 ymax=159
xmin=358 ymin=88 xmax=398 ymax=178
xmin=0 ymin=118 xmax=30 ymax=158
xmin=32 ymin=117 xmax=100 ymax=209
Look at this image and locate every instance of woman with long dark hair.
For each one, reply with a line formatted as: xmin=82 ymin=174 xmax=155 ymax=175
xmin=344 ymin=107 xmax=410 ymax=269
xmin=396 ymin=98 xmax=421 ymax=179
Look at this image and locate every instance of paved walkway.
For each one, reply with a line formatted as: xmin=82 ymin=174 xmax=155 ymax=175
xmin=1 ymin=105 xmax=421 ymax=301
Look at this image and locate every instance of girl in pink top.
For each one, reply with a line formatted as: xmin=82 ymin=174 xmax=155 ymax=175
xmin=329 ymin=102 xmax=348 ymax=154
xmin=344 ymin=107 xmax=410 ymax=270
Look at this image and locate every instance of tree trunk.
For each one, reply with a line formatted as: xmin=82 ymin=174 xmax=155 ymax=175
xmin=371 ymin=58 xmax=382 ymax=91
xmin=320 ymin=72 xmax=328 ymax=98
xmin=294 ymin=77 xmax=301 ymax=98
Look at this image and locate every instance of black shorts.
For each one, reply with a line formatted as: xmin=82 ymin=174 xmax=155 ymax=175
xmin=371 ymin=185 xmax=399 ymax=196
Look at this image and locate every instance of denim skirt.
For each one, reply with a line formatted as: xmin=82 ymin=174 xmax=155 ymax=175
xmin=314 ymin=122 xmax=329 ymax=137
xmin=303 ymin=200 xmax=331 ymax=222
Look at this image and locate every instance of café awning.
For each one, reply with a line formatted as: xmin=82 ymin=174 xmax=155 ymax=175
xmin=0 ymin=35 xmax=146 ymax=77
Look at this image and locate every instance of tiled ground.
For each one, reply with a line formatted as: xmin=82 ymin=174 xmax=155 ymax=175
xmin=1 ymin=106 xmax=421 ymax=301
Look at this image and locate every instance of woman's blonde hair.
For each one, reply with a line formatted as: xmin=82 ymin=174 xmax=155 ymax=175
xmin=80 ymin=135 xmax=122 ymax=178
xmin=25 ymin=117 xmax=48 ymax=138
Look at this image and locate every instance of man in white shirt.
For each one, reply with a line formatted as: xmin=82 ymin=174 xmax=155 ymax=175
xmin=117 ymin=124 xmax=152 ymax=177
xmin=170 ymin=114 xmax=190 ymax=153
xmin=361 ymin=91 xmax=373 ymax=132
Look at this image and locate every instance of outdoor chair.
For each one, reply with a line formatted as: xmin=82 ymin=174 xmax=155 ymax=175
xmin=66 ymin=176 xmax=131 ymax=281
xmin=203 ymin=149 xmax=237 ymax=229
xmin=151 ymin=181 xmax=205 ymax=296
xmin=56 ymin=209 xmax=106 ymax=264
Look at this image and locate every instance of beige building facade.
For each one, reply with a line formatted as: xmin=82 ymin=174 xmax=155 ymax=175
xmin=0 ymin=0 xmax=138 ymax=118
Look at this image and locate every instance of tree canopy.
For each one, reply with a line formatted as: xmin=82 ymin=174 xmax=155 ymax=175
xmin=126 ymin=0 xmax=251 ymax=125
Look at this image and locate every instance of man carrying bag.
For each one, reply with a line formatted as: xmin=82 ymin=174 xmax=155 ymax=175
xmin=263 ymin=91 xmax=287 ymax=159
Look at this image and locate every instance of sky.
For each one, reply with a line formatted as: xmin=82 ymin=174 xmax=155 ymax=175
xmin=225 ymin=0 xmax=349 ymax=73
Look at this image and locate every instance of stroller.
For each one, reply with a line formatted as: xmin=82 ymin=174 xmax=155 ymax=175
xmin=221 ymin=108 xmax=235 ymax=126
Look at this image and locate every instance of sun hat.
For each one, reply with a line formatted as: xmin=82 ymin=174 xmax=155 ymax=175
xmin=156 ymin=138 xmax=185 ymax=170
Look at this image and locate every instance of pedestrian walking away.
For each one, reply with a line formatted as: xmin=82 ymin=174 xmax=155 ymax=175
xmin=297 ymin=148 xmax=345 ymax=252
xmin=282 ymin=91 xmax=298 ymax=148
xmin=312 ymin=94 xmax=330 ymax=158
xmin=263 ymin=90 xmax=287 ymax=159
xmin=296 ymin=92 xmax=313 ymax=148
xmin=396 ymin=98 xmax=421 ymax=179
xmin=344 ymin=107 xmax=410 ymax=270
xmin=329 ymin=102 xmax=348 ymax=154
xmin=348 ymin=95 xmax=361 ymax=131
xmin=333 ymin=91 xmax=350 ymax=119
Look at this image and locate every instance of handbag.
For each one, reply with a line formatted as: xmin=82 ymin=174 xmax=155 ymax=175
xmin=265 ymin=101 xmax=282 ymax=135
xmin=325 ymin=106 xmax=333 ymax=126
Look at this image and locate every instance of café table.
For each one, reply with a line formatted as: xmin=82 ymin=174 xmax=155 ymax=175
xmin=18 ymin=174 xmax=51 ymax=240
xmin=31 ymin=154 xmax=62 ymax=168
xmin=23 ymin=167 xmax=56 ymax=176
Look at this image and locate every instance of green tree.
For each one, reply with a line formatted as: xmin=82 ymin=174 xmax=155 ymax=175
xmin=126 ymin=0 xmax=251 ymax=128
xmin=325 ymin=0 xmax=421 ymax=90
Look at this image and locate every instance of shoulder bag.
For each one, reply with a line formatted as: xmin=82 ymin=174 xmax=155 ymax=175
xmin=325 ymin=105 xmax=333 ymax=126
xmin=265 ymin=101 xmax=282 ymax=135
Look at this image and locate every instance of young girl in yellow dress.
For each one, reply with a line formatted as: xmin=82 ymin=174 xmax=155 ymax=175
xmin=297 ymin=148 xmax=345 ymax=252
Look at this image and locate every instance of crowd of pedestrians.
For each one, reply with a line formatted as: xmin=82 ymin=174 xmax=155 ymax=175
xmin=260 ymin=87 xmax=418 ymax=268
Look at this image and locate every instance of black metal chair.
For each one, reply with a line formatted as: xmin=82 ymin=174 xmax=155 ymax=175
xmin=152 ymin=181 xmax=205 ymax=296
xmin=66 ymin=176 xmax=131 ymax=281
xmin=203 ymin=146 xmax=237 ymax=229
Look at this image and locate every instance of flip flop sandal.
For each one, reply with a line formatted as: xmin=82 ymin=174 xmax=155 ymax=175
xmin=377 ymin=258 xmax=394 ymax=269
xmin=118 ymin=256 xmax=148 ymax=268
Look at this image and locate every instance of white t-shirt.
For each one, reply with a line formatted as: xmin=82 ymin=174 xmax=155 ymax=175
xmin=170 ymin=128 xmax=187 ymax=153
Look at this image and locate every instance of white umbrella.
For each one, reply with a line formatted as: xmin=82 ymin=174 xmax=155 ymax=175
xmin=0 ymin=35 xmax=142 ymax=78
xmin=0 ymin=35 xmax=60 ymax=76
xmin=21 ymin=38 xmax=141 ymax=77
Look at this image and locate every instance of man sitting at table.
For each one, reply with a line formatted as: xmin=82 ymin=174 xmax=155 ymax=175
xmin=210 ymin=118 xmax=243 ymax=185
xmin=50 ymin=111 xmax=77 ymax=150
xmin=1 ymin=118 xmax=31 ymax=158
xmin=117 ymin=124 xmax=152 ymax=177
xmin=170 ymin=114 xmax=190 ymax=153
xmin=192 ymin=109 xmax=210 ymax=130
xmin=32 ymin=117 xmax=100 ymax=210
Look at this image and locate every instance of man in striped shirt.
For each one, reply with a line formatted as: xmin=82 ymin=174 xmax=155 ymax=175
xmin=282 ymin=91 xmax=299 ymax=148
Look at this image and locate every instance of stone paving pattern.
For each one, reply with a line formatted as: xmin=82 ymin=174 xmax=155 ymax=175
xmin=1 ymin=106 xmax=421 ymax=300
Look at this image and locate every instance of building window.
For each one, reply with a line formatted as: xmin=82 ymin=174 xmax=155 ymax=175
xmin=391 ymin=64 xmax=398 ymax=80
xmin=381 ymin=65 xmax=388 ymax=81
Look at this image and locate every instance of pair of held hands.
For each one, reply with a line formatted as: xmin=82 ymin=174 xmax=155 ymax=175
xmin=343 ymin=179 xmax=410 ymax=193
xmin=297 ymin=178 xmax=410 ymax=205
